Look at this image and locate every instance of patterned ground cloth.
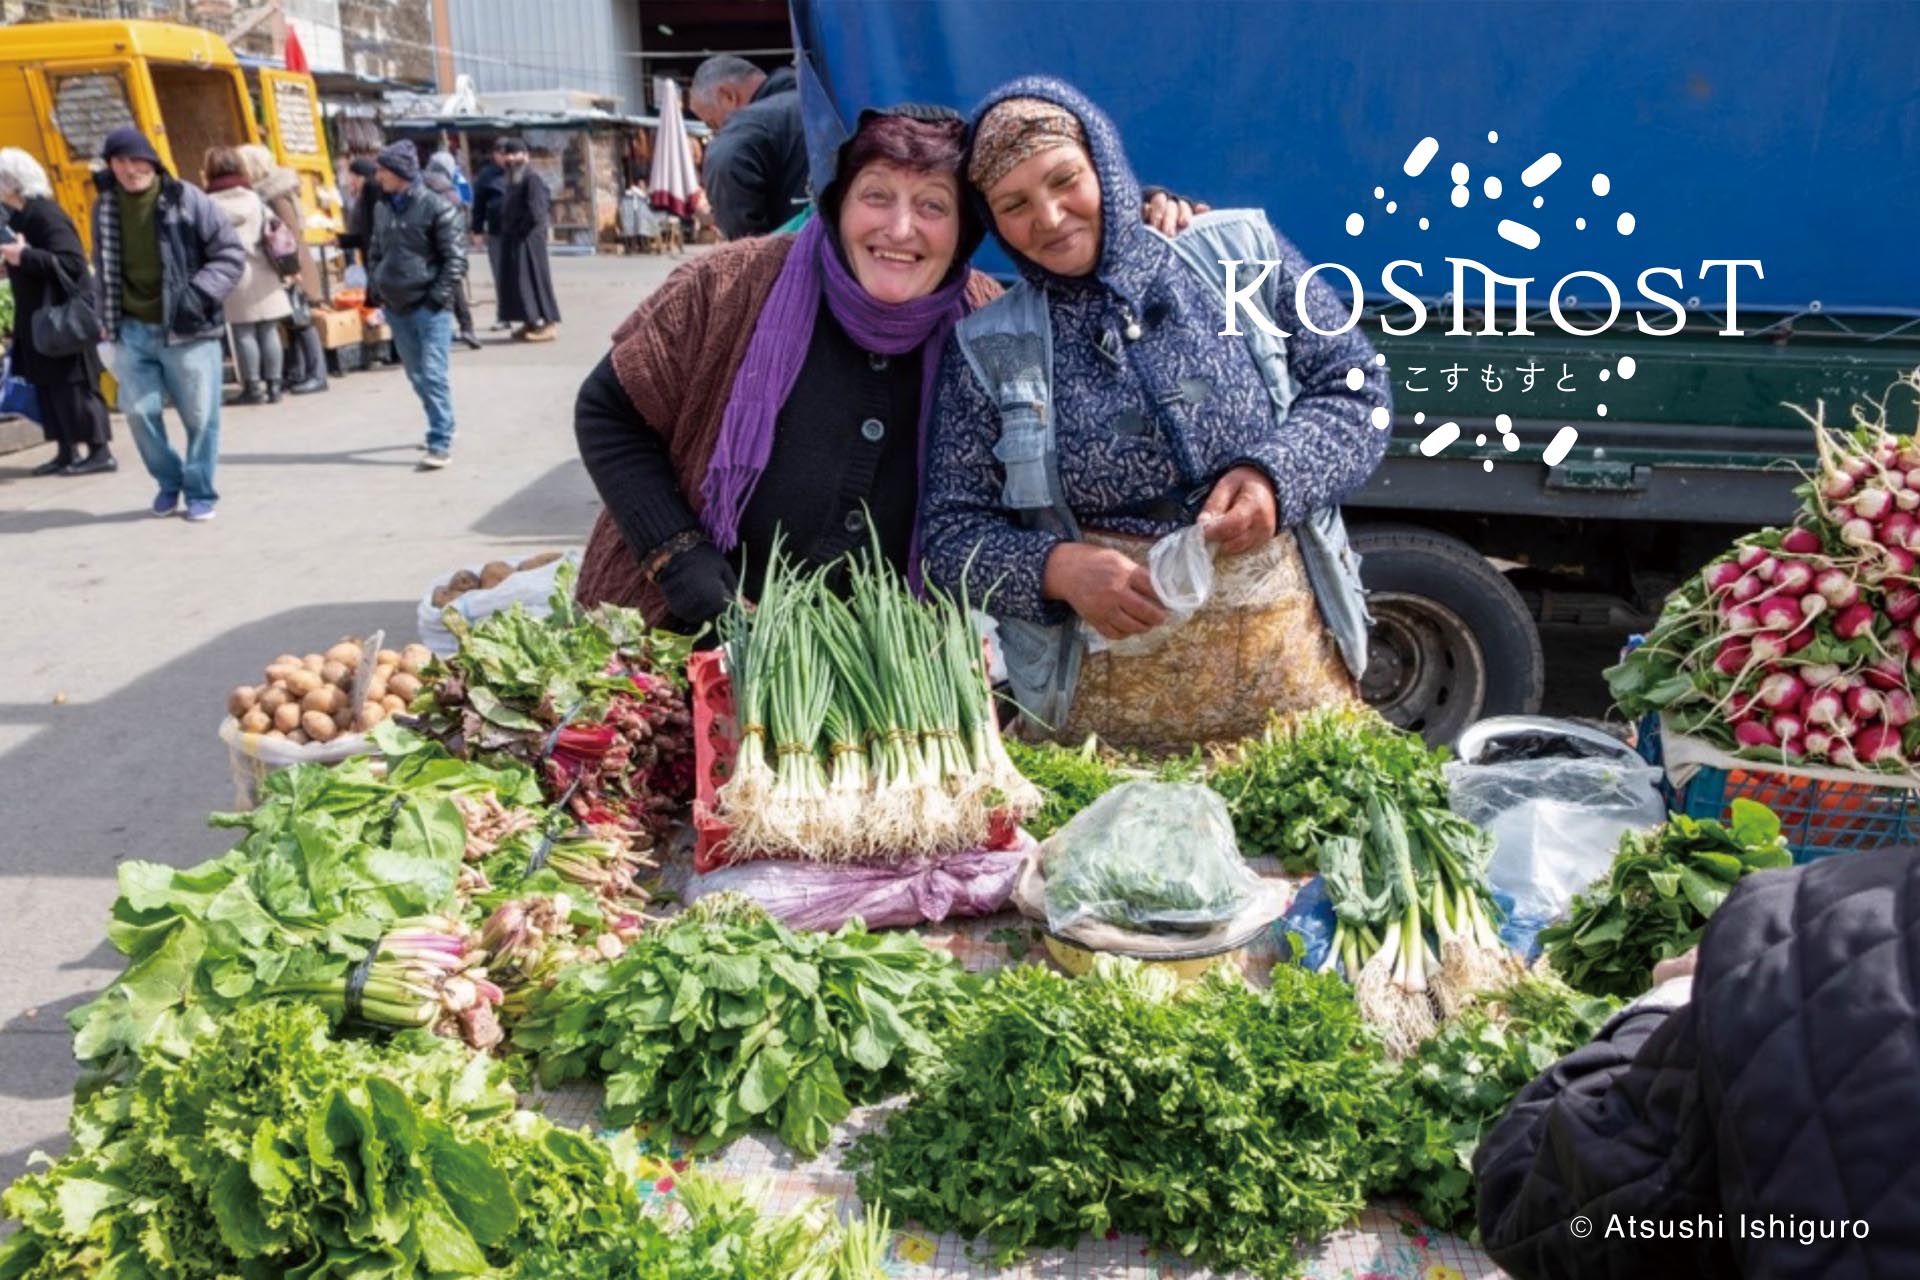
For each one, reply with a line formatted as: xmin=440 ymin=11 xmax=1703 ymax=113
xmin=533 ymin=851 xmax=1508 ymax=1280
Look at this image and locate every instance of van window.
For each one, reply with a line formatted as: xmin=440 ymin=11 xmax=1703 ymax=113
xmin=49 ymin=72 xmax=135 ymax=161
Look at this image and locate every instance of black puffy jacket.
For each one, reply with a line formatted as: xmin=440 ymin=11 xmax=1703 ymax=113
xmin=1475 ymin=847 xmax=1920 ymax=1279
xmin=367 ymin=181 xmax=465 ymax=312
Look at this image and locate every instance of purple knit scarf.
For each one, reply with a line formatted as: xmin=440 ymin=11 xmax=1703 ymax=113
xmin=699 ymin=217 xmax=971 ymax=577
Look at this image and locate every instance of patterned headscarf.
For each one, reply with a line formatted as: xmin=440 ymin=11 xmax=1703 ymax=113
xmin=966 ymin=97 xmax=1088 ymax=192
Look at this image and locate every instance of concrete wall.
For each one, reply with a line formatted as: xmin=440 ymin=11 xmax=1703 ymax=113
xmin=442 ymin=0 xmax=645 ymax=113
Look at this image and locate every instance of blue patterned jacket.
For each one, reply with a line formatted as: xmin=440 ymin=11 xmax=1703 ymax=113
xmin=920 ymin=76 xmax=1392 ymax=624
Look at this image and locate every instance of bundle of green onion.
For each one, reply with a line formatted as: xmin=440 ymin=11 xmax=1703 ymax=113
xmin=717 ymin=533 xmax=1039 ymax=861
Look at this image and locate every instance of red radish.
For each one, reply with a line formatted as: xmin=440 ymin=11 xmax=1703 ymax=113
xmin=1887 ymin=585 xmax=1920 ymax=622
xmin=1804 ymin=729 xmax=1833 ymax=758
xmin=1889 ymin=469 xmax=1910 ymax=492
xmin=1894 ymin=629 xmax=1920 ymax=656
xmin=1737 ymin=545 xmax=1770 ymax=571
xmin=1870 ymin=545 xmax=1918 ymax=581
xmin=1816 ymin=568 xmax=1862 ymax=608
xmin=1866 ymin=654 xmax=1907 ymax=690
xmin=1841 ymin=518 xmax=1877 ymax=548
xmin=1800 ymin=662 xmax=1843 ymax=688
xmin=1800 ymin=593 xmax=1827 ymax=620
xmin=1849 ymin=686 xmax=1885 ymax=721
xmin=1785 ymin=628 xmax=1815 ymax=653
xmin=1830 ymin=740 xmax=1861 ymax=769
xmin=1822 ymin=470 xmax=1858 ymax=501
xmin=1884 ymin=512 xmax=1920 ymax=549
xmin=1899 ymin=489 xmax=1920 ymax=513
xmin=1778 ymin=735 xmax=1806 ymax=759
xmin=1758 ymin=598 xmax=1802 ymax=632
xmin=1884 ymin=690 xmax=1917 ymax=727
xmin=1845 ymin=455 xmax=1873 ymax=479
xmin=1771 ymin=712 xmax=1806 ymax=743
xmin=1804 ymin=687 xmax=1845 ymax=727
xmin=1772 ymin=560 xmax=1814 ymax=594
xmin=1759 ymin=671 xmax=1806 ymax=709
xmin=1704 ymin=560 xmax=1744 ymax=594
xmin=1733 ymin=718 xmax=1777 ymax=749
xmin=1750 ymin=633 xmax=1787 ymax=664
xmin=1855 ymin=489 xmax=1895 ymax=522
xmin=1906 ymin=467 xmax=1920 ymax=489
xmin=1713 ymin=638 xmax=1752 ymax=677
xmin=1855 ymin=724 xmax=1904 ymax=766
xmin=1731 ymin=574 xmax=1765 ymax=602
xmin=1725 ymin=603 xmax=1764 ymax=634
xmin=1834 ymin=602 xmax=1877 ymax=639
xmin=1781 ymin=526 xmax=1823 ymax=555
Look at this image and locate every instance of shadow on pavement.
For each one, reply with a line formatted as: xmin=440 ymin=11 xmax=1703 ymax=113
xmin=468 ymin=457 xmax=599 ymax=543
xmin=0 ymin=507 xmax=157 ymax=534
xmin=1 ymin=598 xmax=417 ymax=880
xmin=220 ymin=445 xmax=422 ymax=469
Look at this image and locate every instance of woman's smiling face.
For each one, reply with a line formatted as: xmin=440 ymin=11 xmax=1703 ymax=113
xmin=984 ymin=143 xmax=1103 ymax=278
xmin=836 ymin=160 xmax=961 ymax=304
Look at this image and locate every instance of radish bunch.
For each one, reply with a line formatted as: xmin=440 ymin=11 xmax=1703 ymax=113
xmin=1610 ymin=379 xmax=1920 ymax=774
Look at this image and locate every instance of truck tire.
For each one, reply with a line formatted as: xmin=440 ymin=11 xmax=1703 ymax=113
xmin=1349 ymin=523 xmax=1544 ymax=745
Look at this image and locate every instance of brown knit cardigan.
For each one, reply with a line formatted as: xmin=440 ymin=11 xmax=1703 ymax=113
xmin=574 ymin=235 xmax=1002 ymax=622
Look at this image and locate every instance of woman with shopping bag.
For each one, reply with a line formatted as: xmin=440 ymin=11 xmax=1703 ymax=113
xmin=204 ymin=146 xmax=294 ymax=404
xmin=0 ymin=147 xmax=113 ymax=476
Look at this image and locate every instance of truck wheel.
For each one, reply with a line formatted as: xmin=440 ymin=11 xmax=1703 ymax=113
xmin=1349 ymin=524 xmax=1544 ymax=745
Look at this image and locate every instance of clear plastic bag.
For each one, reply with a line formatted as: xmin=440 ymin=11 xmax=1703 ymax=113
xmin=683 ymin=841 xmax=1030 ymax=932
xmin=1039 ymin=781 xmax=1258 ymax=934
xmin=1084 ymin=519 xmax=1217 ymax=657
xmin=1445 ymin=755 xmax=1667 ymax=923
xmin=417 ymin=549 xmax=581 ymax=657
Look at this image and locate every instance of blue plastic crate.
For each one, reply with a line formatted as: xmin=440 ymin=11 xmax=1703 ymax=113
xmin=1637 ymin=714 xmax=1920 ymax=863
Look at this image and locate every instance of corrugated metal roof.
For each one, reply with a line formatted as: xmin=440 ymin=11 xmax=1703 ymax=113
xmin=441 ymin=0 xmax=646 ymax=113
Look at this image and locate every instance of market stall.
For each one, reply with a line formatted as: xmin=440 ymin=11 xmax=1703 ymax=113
xmin=17 ymin=375 xmax=1920 ymax=1277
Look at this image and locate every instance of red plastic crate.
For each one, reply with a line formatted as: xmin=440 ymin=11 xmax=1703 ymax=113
xmin=688 ymin=649 xmax=1019 ymax=873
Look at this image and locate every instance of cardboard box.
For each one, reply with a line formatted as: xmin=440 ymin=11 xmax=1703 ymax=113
xmin=362 ymin=322 xmax=392 ymax=344
xmin=311 ymin=307 xmax=363 ymax=349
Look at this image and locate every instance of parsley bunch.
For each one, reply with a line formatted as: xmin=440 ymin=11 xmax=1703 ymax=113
xmin=1377 ymin=975 xmax=1620 ymax=1233
xmin=1210 ymin=706 xmax=1453 ymax=872
xmin=849 ymin=957 xmax=1397 ymax=1278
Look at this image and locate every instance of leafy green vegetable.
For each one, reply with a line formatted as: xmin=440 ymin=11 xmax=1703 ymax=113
xmin=2 ymin=1003 xmax=891 ymax=1280
xmin=1376 ymin=975 xmax=1620 ymax=1232
xmin=513 ymin=896 xmax=972 ymax=1157
xmin=850 ymin=956 xmax=1397 ymax=1279
xmin=1040 ymin=781 xmax=1256 ymax=933
xmin=1003 ymin=736 xmax=1130 ymax=838
xmin=68 ymin=745 xmax=540 ymax=1078
xmin=1539 ymin=798 xmax=1791 ymax=998
xmin=1210 ymin=705 xmax=1452 ymax=872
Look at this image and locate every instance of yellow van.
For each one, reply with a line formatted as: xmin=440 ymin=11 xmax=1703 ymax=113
xmin=0 ymin=20 xmax=340 ymax=250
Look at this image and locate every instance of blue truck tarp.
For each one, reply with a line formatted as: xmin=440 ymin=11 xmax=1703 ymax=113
xmin=791 ymin=0 xmax=1920 ymax=317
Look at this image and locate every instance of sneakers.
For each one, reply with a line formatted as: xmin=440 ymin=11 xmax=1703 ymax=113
xmin=184 ymin=499 xmax=217 ymax=522
xmin=523 ymin=323 xmax=558 ymax=343
xmin=420 ymin=449 xmax=452 ymax=470
xmin=458 ymin=330 xmax=484 ymax=351
xmin=151 ymin=491 xmax=181 ymax=517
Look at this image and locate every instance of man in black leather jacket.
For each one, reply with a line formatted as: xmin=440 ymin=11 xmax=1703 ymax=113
xmin=368 ymin=142 xmax=465 ymax=468
xmin=1476 ymin=847 xmax=1920 ymax=1280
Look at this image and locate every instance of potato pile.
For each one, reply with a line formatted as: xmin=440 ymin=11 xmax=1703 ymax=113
xmin=431 ymin=551 xmax=563 ymax=610
xmin=228 ymin=640 xmax=434 ymax=745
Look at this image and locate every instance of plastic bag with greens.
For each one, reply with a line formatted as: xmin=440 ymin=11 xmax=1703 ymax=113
xmin=1040 ymin=781 xmax=1258 ymax=934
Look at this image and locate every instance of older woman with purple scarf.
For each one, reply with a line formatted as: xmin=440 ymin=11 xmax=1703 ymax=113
xmin=572 ymin=103 xmax=1196 ymax=630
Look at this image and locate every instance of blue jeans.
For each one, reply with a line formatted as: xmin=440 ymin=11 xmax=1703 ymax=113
xmin=386 ymin=304 xmax=455 ymax=451
xmin=117 ymin=319 xmax=222 ymax=503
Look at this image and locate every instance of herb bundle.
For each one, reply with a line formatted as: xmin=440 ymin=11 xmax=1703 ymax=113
xmin=850 ymin=957 xmax=1397 ymax=1279
xmin=512 ymin=895 xmax=973 ymax=1156
xmin=1377 ymin=975 xmax=1620 ymax=1232
xmin=1540 ymin=798 xmax=1790 ymax=998
xmin=1210 ymin=705 xmax=1453 ymax=872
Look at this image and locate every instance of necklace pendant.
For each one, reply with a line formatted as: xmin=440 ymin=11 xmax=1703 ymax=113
xmin=1123 ymin=319 xmax=1143 ymax=341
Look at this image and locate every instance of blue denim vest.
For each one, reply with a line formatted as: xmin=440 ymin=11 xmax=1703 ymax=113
xmin=953 ymin=210 xmax=1373 ymax=729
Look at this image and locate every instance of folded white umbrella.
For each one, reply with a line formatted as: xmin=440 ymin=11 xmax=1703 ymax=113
xmin=648 ymin=77 xmax=701 ymax=218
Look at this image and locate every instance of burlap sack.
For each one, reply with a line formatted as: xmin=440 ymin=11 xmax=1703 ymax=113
xmin=1051 ymin=529 xmax=1358 ymax=752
